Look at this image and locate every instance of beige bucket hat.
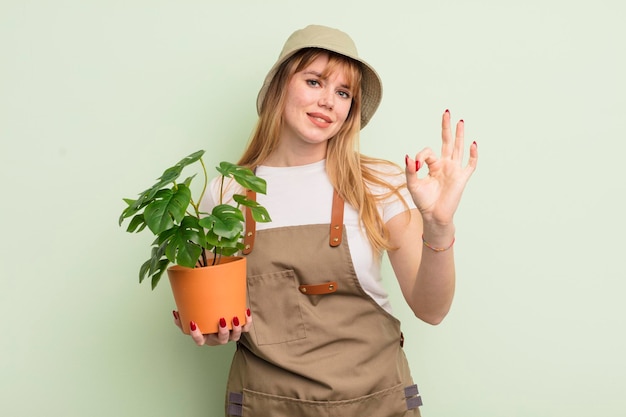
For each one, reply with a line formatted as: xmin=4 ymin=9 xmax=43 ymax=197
xmin=256 ymin=24 xmax=383 ymax=129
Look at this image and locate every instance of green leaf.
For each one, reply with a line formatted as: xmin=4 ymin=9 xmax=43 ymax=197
xmin=139 ymin=258 xmax=151 ymax=284
xmin=158 ymin=165 xmax=183 ymax=185
xmin=143 ymin=185 xmax=192 ymax=234
xmin=126 ymin=214 xmax=146 ymax=233
xmin=176 ymin=150 xmax=205 ymax=168
xmin=138 ymin=242 xmax=170 ymax=286
xmin=217 ymin=245 xmax=242 ymax=257
xmin=233 ymin=194 xmax=272 ymax=223
xmin=201 ymin=205 xmax=245 ymax=253
xmin=119 ymin=150 xmax=205 ymax=226
xmin=153 ymin=227 xmax=174 ymax=246
xmin=249 ymin=206 xmax=271 ymax=223
xmin=205 ymin=230 xmax=243 ymax=255
xmin=150 ymin=259 xmax=171 ymax=290
xmin=216 ymin=161 xmax=267 ymax=194
xmin=163 ymin=216 xmax=204 ymax=268
xmin=122 ymin=187 xmax=159 ymax=219
xmin=181 ymin=174 xmax=196 ymax=188
xmin=202 ymin=204 xmax=244 ymax=239
xmin=152 ymin=150 xmax=205 ymax=190
xmin=149 ymin=241 xmax=168 ymax=275
xmin=119 ymin=198 xmax=140 ymax=225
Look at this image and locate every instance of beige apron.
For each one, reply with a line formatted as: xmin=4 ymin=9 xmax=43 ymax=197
xmin=225 ymin=191 xmax=423 ymax=417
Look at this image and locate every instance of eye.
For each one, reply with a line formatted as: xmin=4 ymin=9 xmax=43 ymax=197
xmin=306 ymin=79 xmax=321 ymax=87
xmin=337 ymin=90 xmax=351 ymax=99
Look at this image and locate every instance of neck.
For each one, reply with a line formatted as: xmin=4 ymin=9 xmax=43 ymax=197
xmin=263 ymin=141 xmax=328 ymax=167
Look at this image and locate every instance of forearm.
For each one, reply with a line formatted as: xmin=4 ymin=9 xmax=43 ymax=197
xmin=387 ymin=211 xmax=458 ymax=325
xmin=410 ymin=226 xmax=456 ymax=325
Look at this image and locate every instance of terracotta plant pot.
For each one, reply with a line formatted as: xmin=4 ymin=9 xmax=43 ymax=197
xmin=167 ymin=256 xmax=247 ymax=335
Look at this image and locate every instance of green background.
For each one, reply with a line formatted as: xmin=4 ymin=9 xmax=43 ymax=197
xmin=2 ymin=0 xmax=624 ymax=416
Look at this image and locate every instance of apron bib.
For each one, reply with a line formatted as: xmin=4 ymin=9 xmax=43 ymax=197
xmin=225 ymin=191 xmax=422 ymax=417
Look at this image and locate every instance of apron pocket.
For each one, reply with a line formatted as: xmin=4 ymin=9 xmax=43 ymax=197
xmin=248 ymin=269 xmax=306 ymax=345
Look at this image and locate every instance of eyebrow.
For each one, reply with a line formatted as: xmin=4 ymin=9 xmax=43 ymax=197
xmin=302 ymin=70 xmax=323 ymax=78
xmin=302 ymin=70 xmax=351 ymax=90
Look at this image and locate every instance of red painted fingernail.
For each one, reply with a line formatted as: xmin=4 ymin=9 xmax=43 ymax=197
xmin=415 ymin=160 xmax=421 ymax=171
xmin=246 ymin=308 xmax=251 ymax=317
xmin=404 ymin=154 xmax=409 ymax=167
xmin=445 ymin=109 xmax=449 ymax=113
xmin=172 ymin=311 xmax=178 ymax=320
xmin=190 ymin=321 xmax=197 ymax=331
xmin=473 ymin=140 xmax=477 ymax=147
xmin=219 ymin=317 xmax=227 ymax=328
xmin=233 ymin=316 xmax=240 ymax=327
xmin=459 ymin=119 xmax=464 ymax=123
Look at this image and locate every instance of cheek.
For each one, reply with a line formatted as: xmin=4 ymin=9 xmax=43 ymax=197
xmin=338 ymin=101 xmax=353 ymax=123
xmin=284 ymin=94 xmax=308 ymax=117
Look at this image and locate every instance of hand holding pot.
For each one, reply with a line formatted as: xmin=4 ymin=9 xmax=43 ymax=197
xmin=173 ymin=309 xmax=253 ymax=346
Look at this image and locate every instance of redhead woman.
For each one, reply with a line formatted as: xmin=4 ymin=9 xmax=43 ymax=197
xmin=173 ymin=24 xmax=478 ymax=417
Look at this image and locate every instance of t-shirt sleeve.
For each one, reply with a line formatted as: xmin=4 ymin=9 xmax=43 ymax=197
xmin=368 ymin=164 xmax=417 ymax=223
xmin=382 ymin=185 xmax=416 ymax=223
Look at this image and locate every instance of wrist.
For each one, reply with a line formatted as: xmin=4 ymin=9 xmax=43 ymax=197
xmin=422 ymin=234 xmax=455 ymax=252
xmin=421 ymin=223 xmax=455 ymax=246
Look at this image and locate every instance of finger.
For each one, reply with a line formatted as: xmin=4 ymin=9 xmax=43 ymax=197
xmin=201 ymin=318 xmax=231 ymax=346
xmin=440 ymin=109 xmax=453 ymax=159
xmin=242 ymin=308 xmax=253 ymax=333
xmin=405 ymin=149 xmax=436 ymax=188
xmin=405 ymin=148 xmax=435 ymax=172
xmin=414 ymin=148 xmax=437 ymax=172
xmin=189 ymin=321 xmax=207 ymax=346
xmin=230 ymin=316 xmax=243 ymax=342
xmin=404 ymin=154 xmax=418 ymax=188
xmin=211 ymin=317 xmax=229 ymax=344
xmin=172 ymin=310 xmax=182 ymax=330
xmin=452 ymin=119 xmax=465 ymax=162
xmin=464 ymin=140 xmax=478 ymax=174
xmin=404 ymin=154 xmax=416 ymax=175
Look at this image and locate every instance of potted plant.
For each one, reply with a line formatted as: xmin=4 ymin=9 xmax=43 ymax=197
xmin=119 ymin=150 xmax=271 ymax=334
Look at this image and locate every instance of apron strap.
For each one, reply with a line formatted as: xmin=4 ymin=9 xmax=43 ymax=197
xmin=329 ymin=189 xmax=344 ymax=247
xmin=242 ymin=189 xmax=256 ymax=255
xmin=242 ymin=189 xmax=345 ymax=255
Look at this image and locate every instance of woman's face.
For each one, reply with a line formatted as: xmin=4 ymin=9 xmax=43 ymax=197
xmin=279 ymin=53 xmax=354 ymax=149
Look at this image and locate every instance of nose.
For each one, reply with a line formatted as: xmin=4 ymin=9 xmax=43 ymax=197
xmin=318 ymin=89 xmax=334 ymax=110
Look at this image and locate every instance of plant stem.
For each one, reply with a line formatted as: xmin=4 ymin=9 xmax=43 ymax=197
xmin=201 ymin=248 xmax=208 ymax=267
xmin=219 ymin=174 xmax=225 ymax=205
xmin=212 ymin=247 xmax=220 ymax=266
xmin=187 ymin=158 xmax=209 ymax=218
xmin=197 ymin=157 xmax=209 ymax=213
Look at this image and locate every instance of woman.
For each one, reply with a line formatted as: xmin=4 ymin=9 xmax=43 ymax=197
xmin=174 ymin=24 xmax=478 ymax=416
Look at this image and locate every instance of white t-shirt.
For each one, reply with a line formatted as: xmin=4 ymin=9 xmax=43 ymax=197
xmin=201 ymin=159 xmax=416 ymax=314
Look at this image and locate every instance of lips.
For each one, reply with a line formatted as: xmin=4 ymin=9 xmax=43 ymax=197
xmin=307 ymin=112 xmax=332 ymax=127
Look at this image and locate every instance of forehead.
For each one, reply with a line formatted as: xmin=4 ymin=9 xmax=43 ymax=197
xmin=297 ymin=52 xmax=358 ymax=87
